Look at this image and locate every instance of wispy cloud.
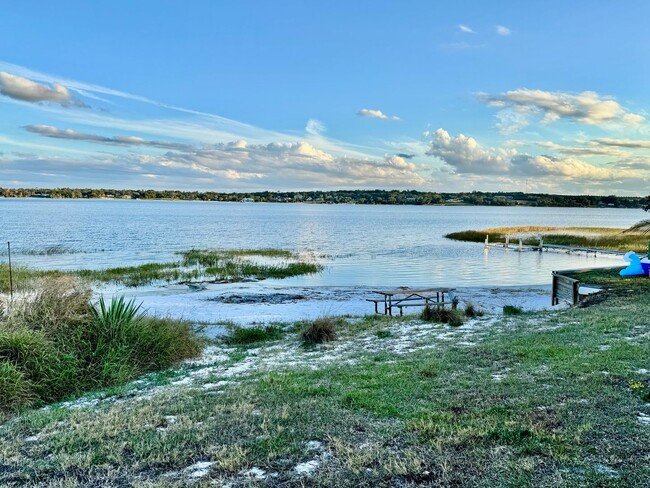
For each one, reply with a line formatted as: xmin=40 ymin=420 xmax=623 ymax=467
xmin=496 ymin=25 xmax=511 ymax=36
xmin=357 ymin=108 xmax=400 ymax=121
xmin=458 ymin=24 xmax=476 ymax=34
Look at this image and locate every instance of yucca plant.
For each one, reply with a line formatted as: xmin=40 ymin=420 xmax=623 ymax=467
xmin=91 ymin=296 xmax=142 ymax=328
xmin=90 ymin=296 xmax=143 ymax=347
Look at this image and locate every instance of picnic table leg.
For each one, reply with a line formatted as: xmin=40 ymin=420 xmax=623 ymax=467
xmin=374 ymin=301 xmax=378 ymax=314
xmin=388 ymin=296 xmax=392 ymax=316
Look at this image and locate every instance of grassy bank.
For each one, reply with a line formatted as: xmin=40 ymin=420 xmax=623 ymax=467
xmin=0 ymin=249 xmax=323 ymax=291
xmin=0 ymin=277 xmax=202 ymax=414
xmin=0 ymin=270 xmax=648 ymax=486
xmin=446 ymin=226 xmax=649 ymax=253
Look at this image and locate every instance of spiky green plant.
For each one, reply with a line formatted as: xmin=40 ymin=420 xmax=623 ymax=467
xmin=91 ymin=296 xmax=142 ymax=329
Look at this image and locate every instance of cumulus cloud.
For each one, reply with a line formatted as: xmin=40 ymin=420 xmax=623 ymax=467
xmin=496 ymin=25 xmax=511 ymax=36
xmin=0 ymin=72 xmax=86 ymax=107
xmin=478 ymin=89 xmax=645 ymax=130
xmin=458 ymin=24 xmax=476 ymax=34
xmin=357 ymin=108 xmax=400 ymax=121
xmin=425 ymin=128 xmax=514 ymax=174
xmin=22 ymin=124 xmax=425 ymax=188
xmin=425 ymin=127 xmax=641 ymax=181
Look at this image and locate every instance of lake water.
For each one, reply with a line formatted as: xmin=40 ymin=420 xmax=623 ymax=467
xmin=0 ymin=198 xmax=642 ymax=288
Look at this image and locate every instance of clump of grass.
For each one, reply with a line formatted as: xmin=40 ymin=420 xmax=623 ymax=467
xmin=226 ymin=325 xmax=284 ymax=345
xmin=503 ymin=305 xmax=523 ymax=316
xmin=464 ymin=302 xmax=484 ymax=318
xmin=302 ymin=318 xmax=337 ymax=344
xmin=420 ymin=305 xmax=465 ymax=326
xmin=376 ymin=329 xmax=392 ymax=339
xmin=0 ymin=277 xmax=202 ymax=413
xmin=0 ymin=263 xmax=65 ymax=293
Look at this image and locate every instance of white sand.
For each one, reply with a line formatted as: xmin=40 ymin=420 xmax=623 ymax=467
xmin=117 ymin=282 xmax=562 ymax=332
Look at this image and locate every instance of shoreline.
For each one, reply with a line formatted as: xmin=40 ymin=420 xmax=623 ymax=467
xmin=112 ymin=282 xmax=564 ymax=335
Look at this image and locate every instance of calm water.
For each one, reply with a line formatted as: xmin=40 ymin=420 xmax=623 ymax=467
xmin=0 ymin=199 xmax=642 ymax=288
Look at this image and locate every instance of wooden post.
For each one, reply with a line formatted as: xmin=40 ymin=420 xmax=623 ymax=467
xmin=485 ymin=235 xmax=489 ymax=248
xmin=539 ymin=235 xmax=544 ymax=252
xmin=505 ymin=236 xmax=510 ymax=249
xmin=519 ymin=239 xmax=523 ymax=252
xmin=7 ymin=242 xmax=13 ymax=299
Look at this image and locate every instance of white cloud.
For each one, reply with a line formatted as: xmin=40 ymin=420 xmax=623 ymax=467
xmin=425 ymin=128 xmax=644 ymax=182
xmin=425 ymin=128 xmax=514 ymax=174
xmin=496 ymin=25 xmax=511 ymax=36
xmin=478 ymin=89 xmax=645 ymax=130
xmin=21 ymin=124 xmax=426 ymax=189
xmin=0 ymin=71 xmax=86 ymax=107
xmin=24 ymin=125 xmax=193 ymax=151
xmin=357 ymin=108 xmax=400 ymax=121
xmin=593 ymin=138 xmax=650 ymax=149
xmin=305 ymin=118 xmax=326 ymax=136
xmin=458 ymin=24 xmax=476 ymax=34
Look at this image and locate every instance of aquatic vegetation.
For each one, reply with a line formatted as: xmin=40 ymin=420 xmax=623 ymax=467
xmin=0 ymin=248 xmax=323 ymax=289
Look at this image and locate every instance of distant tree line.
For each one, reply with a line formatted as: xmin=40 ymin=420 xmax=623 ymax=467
xmin=0 ymin=188 xmax=646 ymax=208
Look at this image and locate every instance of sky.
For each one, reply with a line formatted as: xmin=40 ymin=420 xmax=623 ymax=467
xmin=1 ymin=0 xmax=649 ymax=195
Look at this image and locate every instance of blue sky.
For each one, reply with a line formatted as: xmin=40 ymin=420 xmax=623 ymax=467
xmin=1 ymin=0 xmax=649 ymax=194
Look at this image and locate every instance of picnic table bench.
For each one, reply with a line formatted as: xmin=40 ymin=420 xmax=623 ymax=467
xmin=367 ymin=288 xmax=457 ymax=316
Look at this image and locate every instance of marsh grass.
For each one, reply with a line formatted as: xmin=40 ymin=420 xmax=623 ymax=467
xmin=446 ymin=226 xmax=649 ymax=253
xmin=0 ymin=248 xmax=322 ymax=289
xmin=0 ymin=277 xmax=202 ymax=413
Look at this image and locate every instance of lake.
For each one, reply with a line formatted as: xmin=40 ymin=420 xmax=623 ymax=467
xmin=0 ymin=198 xmax=642 ymax=288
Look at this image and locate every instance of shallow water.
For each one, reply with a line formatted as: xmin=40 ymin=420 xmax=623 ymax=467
xmin=0 ymin=198 xmax=641 ymax=288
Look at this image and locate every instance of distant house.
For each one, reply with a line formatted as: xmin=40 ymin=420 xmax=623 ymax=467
xmin=241 ymin=197 xmax=255 ymax=203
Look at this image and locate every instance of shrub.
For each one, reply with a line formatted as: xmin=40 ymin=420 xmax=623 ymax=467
xmin=503 ymin=305 xmax=524 ymax=316
xmin=302 ymin=318 xmax=337 ymax=344
xmin=0 ymin=277 xmax=202 ymax=413
xmin=227 ymin=325 xmax=284 ymax=345
xmin=464 ymin=302 xmax=484 ymax=318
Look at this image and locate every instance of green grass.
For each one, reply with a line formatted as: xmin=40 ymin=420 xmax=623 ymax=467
xmin=446 ymin=226 xmax=650 ymax=253
xmin=225 ymin=325 xmax=284 ymax=345
xmin=0 ymin=277 xmax=202 ymax=414
xmin=503 ymin=305 xmax=524 ymax=316
xmin=1 ymin=270 xmax=649 ymax=486
xmin=0 ymin=248 xmax=322 ymax=289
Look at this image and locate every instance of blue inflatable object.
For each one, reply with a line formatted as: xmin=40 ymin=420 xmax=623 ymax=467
xmin=620 ymin=252 xmax=645 ymax=276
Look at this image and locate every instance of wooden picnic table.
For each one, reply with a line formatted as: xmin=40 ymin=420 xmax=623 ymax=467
xmin=367 ymin=288 xmax=457 ymax=316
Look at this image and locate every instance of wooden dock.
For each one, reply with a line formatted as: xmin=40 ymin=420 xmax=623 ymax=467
xmin=484 ymin=235 xmax=640 ymax=257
